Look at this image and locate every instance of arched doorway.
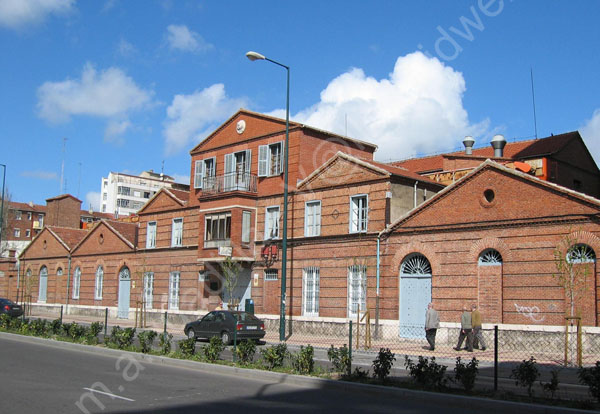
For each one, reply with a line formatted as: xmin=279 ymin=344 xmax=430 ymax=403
xmin=118 ymin=267 xmax=131 ymax=319
xmin=399 ymin=253 xmax=432 ymax=337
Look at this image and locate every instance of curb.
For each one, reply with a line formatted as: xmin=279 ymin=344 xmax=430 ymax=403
xmin=0 ymin=331 xmax=592 ymax=414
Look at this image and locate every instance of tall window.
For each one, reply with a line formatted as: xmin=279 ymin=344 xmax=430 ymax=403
xmin=224 ymin=150 xmax=251 ymax=190
xmin=350 ymin=195 xmax=368 ymax=233
xmin=258 ymin=142 xmax=283 ymax=177
xmin=242 ymin=211 xmax=251 ymax=244
xmin=169 ymin=271 xmax=180 ymax=310
xmin=265 ymin=206 xmax=280 ymax=240
xmin=57 ymin=268 xmax=63 ymax=277
xmin=205 ymin=213 xmax=231 ymax=241
xmin=146 ymin=221 xmax=157 ymax=248
xmin=348 ymin=265 xmax=367 ymax=316
xmin=303 ymin=267 xmax=320 ymax=316
xmin=143 ymin=272 xmax=154 ymax=308
xmin=73 ymin=266 xmax=81 ymax=299
xmin=171 ymin=218 xmax=183 ymax=247
xmin=194 ymin=157 xmax=216 ymax=189
xmin=15 ymin=211 xmax=22 ymax=220
xmin=38 ymin=266 xmax=48 ymax=302
xmin=95 ymin=266 xmax=104 ymax=300
xmin=14 ymin=229 xmax=20 ymax=237
xmin=304 ymin=201 xmax=321 ymax=237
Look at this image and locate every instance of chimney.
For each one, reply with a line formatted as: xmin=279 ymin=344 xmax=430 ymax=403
xmin=463 ymin=136 xmax=475 ymax=155
xmin=491 ymin=134 xmax=507 ymax=157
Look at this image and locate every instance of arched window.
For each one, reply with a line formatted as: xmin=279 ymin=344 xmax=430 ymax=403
xmin=39 ymin=266 xmax=48 ymax=278
xmin=39 ymin=266 xmax=48 ymax=302
xmin=73 ymin=266 xmax=81 ymax=299
xmin=567 ymin=244 xmax=596 ymax=263
xmin=400 ymin=253 xmax=432 ymax=275
xmin=57 ymin=268 xmax=63 ymax=277
xmin=95 ymin=266 xmax=103 ymax=300
xmin=478 ymin=249 xmax=503 ymax=266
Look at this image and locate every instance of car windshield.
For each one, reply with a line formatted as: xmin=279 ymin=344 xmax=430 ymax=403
xmin=232 ymin=312 xmax=259 ymax=322
xmin=0 ymin=299 xmax=13 ymax=305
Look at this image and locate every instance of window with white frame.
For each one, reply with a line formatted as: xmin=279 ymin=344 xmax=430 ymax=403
xmin=205 ymin=212 xmax=231 ymax=247
xmin=171 ymin=218 xmax=183 ymax=247
xmin=169 ymin=271 xmax=180 ymax=310
xmin=14 ymin=229 xmax=20 ymax=237
xmin=39 ymin=266 xmax=48 ymax=302
xmin=95 ymin=265 xmax=103 ymax=300
xmin=242 ymin=211 xmax=251 ymax=244
xmin=349 ymin=195 xmax=368 ymax=233
xmin=304 ymin=201 xmax=321 ymax=237
xmin=194 ymin=157 xmax=217 ymax=189
xmin=264 ymin=269 xmax=278 ymax=281
xmin=57 ymin=268 xmax=63 ymax=277
xmin=27 ymin=212 xmax=32 ymax=220
xmin=143 ymin=272 xmax=154 ymax=308
xmin=303 ymin=267 xmax=320 ymax=316
xmin=15 ymin=211 xmax=22 ymax=220
xmin=258 ymin=142 xmax=283 ymax=177
xmin=146 ymin=221 xmax=157 ymax=248
xmin=73 ymin=266 xmax=81 ymax=299
xmin=348 ymin=265 xmax=367 ymax=316
xmin=265 ymin=206 xmax=280 ymax=240
xmin=224 ymin=150 xmax=251 ymax=191
xmin=25 ymin=229 xmax=31 ymax=238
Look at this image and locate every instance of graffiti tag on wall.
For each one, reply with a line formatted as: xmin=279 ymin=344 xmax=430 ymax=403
xmin=514 ymin=303 xmax=545 ymax=322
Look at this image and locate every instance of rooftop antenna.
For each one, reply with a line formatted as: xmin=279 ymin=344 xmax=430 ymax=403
xmin=161 ymin=160 xmax=165 ymax=180
xmin=530 ymin=67 xmax=538 ymax=139
xmin=59 ymin=137 xmax=68 ymax=193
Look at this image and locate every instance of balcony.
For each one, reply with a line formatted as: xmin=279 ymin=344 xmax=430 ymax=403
xmin=199 ymin=173 xmax=257 ymax=197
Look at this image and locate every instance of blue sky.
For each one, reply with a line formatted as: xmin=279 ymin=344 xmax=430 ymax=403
xmin=1 ymin=0 xmax=599 ymax=210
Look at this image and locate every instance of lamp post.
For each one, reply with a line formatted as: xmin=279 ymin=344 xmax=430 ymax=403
xmin=0 ymin=164 xmax=6 ymax=253
xmin=246 ymin=51 xmax=290 ymax=341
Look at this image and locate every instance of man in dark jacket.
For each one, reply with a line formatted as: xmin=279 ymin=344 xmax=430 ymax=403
xmin=425 ymin=302 xmax=440 ymax=351
xmin=454 ymin=305 xmax=473 ymax=352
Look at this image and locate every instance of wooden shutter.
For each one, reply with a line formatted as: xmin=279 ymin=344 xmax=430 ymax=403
xmin=258 ymin=145 xmax=268 ymax=177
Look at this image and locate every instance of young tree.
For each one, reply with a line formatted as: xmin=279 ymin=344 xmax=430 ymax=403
xmin=221 ymin=256 xmax=242 ymax=310
xmin=0 ymin=189 xmax=12 ymax=257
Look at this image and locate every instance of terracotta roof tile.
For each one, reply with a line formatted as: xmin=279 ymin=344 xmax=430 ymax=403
xmin=104 ymin=220 xmax=138 ymax=246
xmin=48 ymin=227 xmax=89 ymax=250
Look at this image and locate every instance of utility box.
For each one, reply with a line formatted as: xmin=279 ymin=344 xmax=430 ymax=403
xmin=245 ymin=299 xmax=254 ymax=315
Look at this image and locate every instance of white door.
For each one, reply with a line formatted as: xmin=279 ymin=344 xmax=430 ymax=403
xmin=118 ymin=267 xmax=131 ymax=319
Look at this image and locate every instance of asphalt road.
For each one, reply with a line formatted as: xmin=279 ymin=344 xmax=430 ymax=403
xmin=0 ymin=335 xmax=493 ymax=414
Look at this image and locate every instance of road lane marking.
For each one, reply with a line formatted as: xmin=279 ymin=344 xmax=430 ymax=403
xmin=82 ymin=388 xmax=135 ymax=402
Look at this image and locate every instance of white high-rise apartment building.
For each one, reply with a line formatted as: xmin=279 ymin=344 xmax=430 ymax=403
xmin=101 ymin=170 xmax=187 ymax=216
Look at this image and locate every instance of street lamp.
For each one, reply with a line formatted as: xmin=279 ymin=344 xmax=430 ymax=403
xmin=0 ymin=164 xmax=6 ymax=252
xmin=246 ymin=51 xmax=290 ymax=341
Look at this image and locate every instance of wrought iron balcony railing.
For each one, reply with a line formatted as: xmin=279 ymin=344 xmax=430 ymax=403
xmin=200 ymin=173 xmax=257 ymax=196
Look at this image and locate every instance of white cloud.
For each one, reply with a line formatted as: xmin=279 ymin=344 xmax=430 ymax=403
xmin=85 ymin=191 xmax=101 ymax=212
xmin=0 ymin=0 xmax=75 ymax=29
xmin=163 ymin=83 xmax=247 ymax=155
xmin=172 ymin=174 xmax=190 ymax=185
xmin=117 ymin=38 xmax=136 ymax=57
xmin=580 ymin=108 xmax=600 ymax=167
xmin=37 ymin=63 xmax=153 ymax=123
xmin=104 ymin=119 xmax=131 ymax=143
xmin=21 ymin=170 xmax=58 ymax=180
xmin=166 ymin=24 xmax=212 ymax=53
xmin=291 ymin=51 xmax=488 ymax=161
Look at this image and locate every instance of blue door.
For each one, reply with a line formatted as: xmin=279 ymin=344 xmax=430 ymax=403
xmin=399 ymin=254 xmax=432 ymax=338
xmin=118 ymin=267 xmax=131 ymax=319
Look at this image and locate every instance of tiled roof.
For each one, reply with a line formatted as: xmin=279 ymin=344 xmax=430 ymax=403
xmin=367 ymin=159 xmax=442 ymax=186
xmin=48 ymin=227 xmax=89 ymax=250
xmin=166 ymin=188 xmax=189 ymax=205
xmin=390 ymin=131 xmax=578 ymax=173
xmin=80 ymin=210 xmax=113 ymax=219
xmin=46 ymin=194 xmax=82 ymax=203
xmin=7 ymin=201 xmax=46 ymax=213
xmin=104 ymin=220 xmax=138 ymax=246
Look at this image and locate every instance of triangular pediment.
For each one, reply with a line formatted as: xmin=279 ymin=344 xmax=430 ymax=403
xmin=72 ymin=221 xmax=135 ymax=255
xmin=138 ymin=188 xmax=186 ymax=214
xmin=20 ymin=227 xmax=84 ymax=260
xmin=189 ymin=109 xmax=300 ymax=155
xmin=385 ymin=160 xmax=600 ymax=233
xmin=298 ymin=152 xmax=390 ymax=191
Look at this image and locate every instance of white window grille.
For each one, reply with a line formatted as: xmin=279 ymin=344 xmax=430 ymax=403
xmin=169 ymin=271 xmax=180 ymax=310
xmin=303 ymin=267 xmax=320 ymax=316
xmin=566 ymin=244 xmax=596 ymax=263
xmin=95 ymin=266 xmax=103 ymax=300
xmin=350 ymin=195 xmax=368 ymax=233
xmin=304 ymin=201 xmax=321 ymax=237
xmin=264 ymin=269 xmax=278 ymax=281
xmin=478 ymin=249 xmax=503 ymax=266
xmin=171 ymin=218 xmax=183 ymax=247
xmin=265 ymin=206 xmax=280 ymax=240
xmin=143 ymin=272 xmax=154 ymax=308
xmin=73 ymin=266 xmax=81 ymax=299
xmin=348 ymin=265 xmax=367 ymax=316
xmin=146 ymin=221 xmax=157 ymax=248
xmin=400 ymin=253 xmax=432 ymax=275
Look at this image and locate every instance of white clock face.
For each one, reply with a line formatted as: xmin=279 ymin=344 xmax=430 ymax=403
xmin=236 ymin=120 xmax=246 ymax=134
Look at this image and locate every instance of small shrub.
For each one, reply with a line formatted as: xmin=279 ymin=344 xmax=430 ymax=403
xmin=89 ymin=322 xmax=103 ymax=338
xmin=578 ymin=361 xmax=600 ymax=402
xmin=373 ymin=348 xmax=396 ymax=382
xmin=510 ymin=356 xmax=540 ymax=398
xmin=541 ymin=368 xmax=560 ymax=400
xmin=348 ymin=366 xmax=369 ymax=380
xmin=201 ymin=336 xmax=225 ymax=362
xmin=453 ymin=357 xmax=479 ymax=392
xmin=404 ymin=355 xmax=448 ymax=390
xmin=137 ymin=330 xmax=157 ymax=353
xmin=0 ymin=314 xmax=11 ymax=329
xmin=292 ymin=345 xmax=315 ymax=375
xmin=178 ymin=337 xmax=197 ymax=357
xmin=109 ymin=326 xmax=136 ymax=349
xmin=261 ymin=343 xmax=288 ymax=370
xmin=235 ymin=340 xmax=257 ymax=365
xmin=327 ymin=344 xmax=352 ymax=374
xmin=159 ymin=333 xmax=173 ymax=355
xmin=49 ymin=319 xmax=62 ymax=335
xmin=12 ymin=318 xmax=24 ymax=331
xmin=68 ymin=323 xmax=86 ymax=341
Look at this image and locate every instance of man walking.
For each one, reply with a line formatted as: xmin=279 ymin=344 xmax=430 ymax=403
xmin=454 ymin=305 xmax=473 ymax=352
xmin=471 ymin=303 xmax=487 ymax=350
xmin=425 ymin=302 xmax=440 ymax=351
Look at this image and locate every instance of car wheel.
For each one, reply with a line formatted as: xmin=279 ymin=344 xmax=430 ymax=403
xmin=221 ymin=331 xmax=231 ymax=345
xmin=187 ymin=329 xmax=196 ymax=340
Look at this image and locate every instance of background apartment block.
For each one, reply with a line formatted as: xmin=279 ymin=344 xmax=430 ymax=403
xmin=101 ymin=170 xmax=189 ymax=216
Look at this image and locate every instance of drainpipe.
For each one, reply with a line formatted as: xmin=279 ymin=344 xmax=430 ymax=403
xmin=16 ymin=259 xmax=21 ymax=303
xmin=413 ymin=181 xmax=419 ymax=208
xmin=375 ymin=234 xmax=381 ymax=338
xmin=66 ymin=254 xmax=71 ymax=312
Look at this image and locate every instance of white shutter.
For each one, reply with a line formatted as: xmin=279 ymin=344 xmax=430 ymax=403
xmin=258 ymin=145 xmax=268 ymax=177
xmin=278 ymin=141 xmax=284 ymax=175
xmin=315 ymin=202 xmax=321 ymax=235
xmin=194 ymin=160 xmax=203 ymax=189
xmin=245 ymin=149 xmax=251 ymax=174
xmin=224 ymin=153 xmax=234 ymax=190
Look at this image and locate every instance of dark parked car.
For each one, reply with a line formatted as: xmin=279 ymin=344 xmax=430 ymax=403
xmin=0 ymin=298 xmax=23 ymax=318
xmin=184 ymin=310 xmax=265 ymax=344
